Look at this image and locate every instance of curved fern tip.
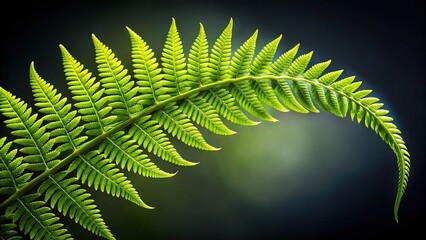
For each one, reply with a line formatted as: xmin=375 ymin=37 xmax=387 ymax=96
xmin=270 ymin=117 xmax=279 ymax=122
xmin=206 ymin=145 xmax=222 ymax=151
xmin=146 ymin=205 xmax=155 ymax=210
xmin=394 ymin=201 xmax=400 ymax=223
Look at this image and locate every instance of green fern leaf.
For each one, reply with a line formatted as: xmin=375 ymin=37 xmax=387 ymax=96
xmin=0 ymin=19 xmax=411 ymax=240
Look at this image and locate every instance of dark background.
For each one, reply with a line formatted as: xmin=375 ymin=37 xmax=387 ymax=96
xmin=1 ymin=0 xmax=424 ymax=239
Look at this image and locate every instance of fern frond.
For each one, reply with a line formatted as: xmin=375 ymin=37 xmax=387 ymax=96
xmin=0 ymin=19 xmax=411 ymax=240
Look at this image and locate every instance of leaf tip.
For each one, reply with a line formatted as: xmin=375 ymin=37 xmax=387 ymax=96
xmin=58 ymin=44 xmax=68 ymax=55
xmin=29 ymin=60 xmax=35 ymax=70
xmin=227 ymin=17 xmax=234 ymax=29
xmin=91 ymin=33 xmax=100 ymax=44
xmin=198 ymin=22 xmax=205 ymax=31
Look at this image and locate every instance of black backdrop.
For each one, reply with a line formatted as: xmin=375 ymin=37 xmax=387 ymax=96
xmin=1 ymin=0 xmax=424 ymax=239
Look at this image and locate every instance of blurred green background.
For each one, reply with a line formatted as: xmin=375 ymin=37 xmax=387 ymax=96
xmin=1 ymin=0 xmax=424 ymax=239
